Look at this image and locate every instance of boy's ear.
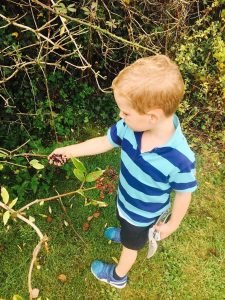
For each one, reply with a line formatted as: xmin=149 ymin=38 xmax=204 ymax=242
xmin=147 ymin=109 xmax=161 ymax=122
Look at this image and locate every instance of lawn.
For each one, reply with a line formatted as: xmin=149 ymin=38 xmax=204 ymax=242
xmin=0 ymin=147 xmax=224 ymax=300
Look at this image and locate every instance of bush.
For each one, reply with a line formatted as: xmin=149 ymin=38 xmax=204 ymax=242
xmin=0 ymin=0 xmax=224 ymax=149
xmin=174 ymin=1 xmax=224 ymax=144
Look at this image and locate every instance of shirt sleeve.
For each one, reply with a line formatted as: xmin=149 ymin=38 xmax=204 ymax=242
xmin=107 ymin=119 xmax=127 ymax=148
xmin=169 ymin=159 xmax=198 ymax=193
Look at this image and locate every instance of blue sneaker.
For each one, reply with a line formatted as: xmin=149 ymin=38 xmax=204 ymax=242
xmin=91 ymin=260 xmax=127 ymax=289
xmin=104 ymin=227 xmax=121 ymax=243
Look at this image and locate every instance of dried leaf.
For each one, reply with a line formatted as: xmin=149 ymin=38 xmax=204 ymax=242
xmin=39 ymin=214 xmax=47 ymax=218
xmin=82 ymin=222 xmax=90 ymax=231
xmin=31 ymin=288 xmax=39 ymax=298
xmin=47 ymin=216 xmax=53 ymax=223
xmin=64 ymin=220 xmax=69 ymax=226
xmin=93 ymin=211 xmax=100 ymax=218
xmin=58 ymin=274 xmax=67 ymax=282
xmin=87 ymin=216 xmax=93 ymax=222
xmin=112 ymin=256 xmax=119 ymax=264
xmin=12 ymin=32 xmax=19 ymax=38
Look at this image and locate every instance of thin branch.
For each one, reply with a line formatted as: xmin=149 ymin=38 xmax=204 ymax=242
xmin=0 ymin=161 xmax=27 ymax=168
xmin=18 ymin=187 xmax=95 ymax=213
xmin=32 ymin=0 xmax=157 ymax=53
xmin=0 ymin=13 xmax=66 ymax=50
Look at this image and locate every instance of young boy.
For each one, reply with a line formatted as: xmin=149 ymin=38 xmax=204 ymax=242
xmin=48 ymin=55 xmax=197 ymax=289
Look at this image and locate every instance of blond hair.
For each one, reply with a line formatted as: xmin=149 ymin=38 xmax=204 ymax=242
xmin=112 ymin=55 xmax=184 ymax=116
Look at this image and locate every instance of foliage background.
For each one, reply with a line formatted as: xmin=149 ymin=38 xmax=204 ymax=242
xmin=1 ymin=0 xmax=224 ymax=150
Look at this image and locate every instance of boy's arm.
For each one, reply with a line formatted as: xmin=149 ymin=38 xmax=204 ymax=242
xmin=48 ymin=135 xmax=114 ymax=165
xmin=154 ymin=192 xmax=192 ymax=240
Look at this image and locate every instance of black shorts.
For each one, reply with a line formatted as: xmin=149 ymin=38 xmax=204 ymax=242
xmin=116 ymin=210 xmax=158 ymax=251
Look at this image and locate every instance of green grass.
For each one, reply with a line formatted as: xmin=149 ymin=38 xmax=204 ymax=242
xmin=0 ymin=148 xmax=224 ymax=300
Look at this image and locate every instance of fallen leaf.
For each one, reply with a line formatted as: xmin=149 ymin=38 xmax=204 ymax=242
xmin=112 ymin=256 xmax=119 ymax=264
xmin=47 ymin=216 xmax=53 ymax=223
xmin=87 ymin=216 xmax=93 ymax=222
xmin=12 ymin=32 xmax=19 ymax=38
xmin=58 ymin=274 xmax=67 ymax=282
xmin=31 ymin=288 xmax=39 ymax=298
xmin=17 ymin=244 xmax=23 ymax=252
xmin=29 ymin=216 xmax=35 ymax=223
xmin=0 ymin=244 xmax=4 ymax=251
xmin=64 ymin=220 xmax=69 ymax=226
xmin=93 ymin=211 xmax=100 ymax=218
xmin=82 ymin=222 xmax=90 ymax=231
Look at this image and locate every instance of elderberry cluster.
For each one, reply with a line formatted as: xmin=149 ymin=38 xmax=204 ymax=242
xmin=96 ymin=167 xmax=118 ymax=199
xmin=49 ymin=154 xmax=67 ymax=165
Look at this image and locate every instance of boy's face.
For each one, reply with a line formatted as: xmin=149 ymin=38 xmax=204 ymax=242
xmin=114 ymin=90 xmax=152 ymax=132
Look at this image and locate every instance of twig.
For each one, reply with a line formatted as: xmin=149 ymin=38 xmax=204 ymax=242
xmin=32 ymin=0 xmax=156 ymax=53
xmin=0 ymin=201 xmax=43 ymax=239
xmin=28 ymin=236 xmax=48 ymax=300
xmin=10 ymin=139 xmax=30 ymax=154
xmin=13 ymin=153 xmax=48 ymax=158
xmin=0 ymin=161 xmax=27 ymax=168
xmin=0 ymin=13 xmax=66 ymax=50
xmin=18 ymin=187 xmax=95 ymax=213
xmin=55 ymin=188 xmax=86 ymax=245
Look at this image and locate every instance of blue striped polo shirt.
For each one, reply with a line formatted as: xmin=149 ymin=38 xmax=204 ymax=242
xmin=107 ymin=115 xmax=197 ymax=227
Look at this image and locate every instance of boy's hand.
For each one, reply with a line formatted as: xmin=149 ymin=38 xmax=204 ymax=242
xmin=153 ymin=221 xmax=178 ymax=240
xmin=48 ymin=148 xmax=70 ymax=166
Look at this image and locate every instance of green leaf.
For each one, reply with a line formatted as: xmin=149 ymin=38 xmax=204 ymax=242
xmin=0 ymin=164 xmax=4 ymax=170
xmin=85 ymin=170 xmax=104 ymax=182
xmin=30 ymin=159 xmax=44 ymax=170
xmin=91 ymin=200 xmax=108 ymax=207
xmin=3 ymin=211 xmax=10 ymax=225
xmin=1 ymin=187 xmax=9 ymax=204
xmin=73 ymin=169 xmax=85 ymax=182
xmin=13 ymin=295 xmax=24 ymax=300
xmin=9 ymin=197 xmax=18 ymax=209
xmin=68 ymin=3 xmax=76 ymax=8
xmin=71 ymin=158 xmax=87 ymax=173
xmin=29 ymin=216 xmax=35 ymax=223
xmin=0 ymin=152 xmax=7 ymax=158
xmin=31 ymin=176 xmax=39 ymax=193
xmin=67 ymin=7 xmax=76 ymax=12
